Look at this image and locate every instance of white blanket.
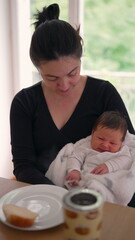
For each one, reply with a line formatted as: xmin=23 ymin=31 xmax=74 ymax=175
xmin=45 ymin=132 xmax=135 ymax=205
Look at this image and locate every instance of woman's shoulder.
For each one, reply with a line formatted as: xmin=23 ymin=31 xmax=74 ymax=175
xmin=18 ymin=81 xmax=41 ymax=95
xmin=85 ymin=76 xmax=116 ymax=93
xmin=12 ymin=81 xmax=42 ymax=102
xmin=86 ymin=75 xmax=111 ymax=86
xmin=10 ymin=81 xmax=43 ymax=114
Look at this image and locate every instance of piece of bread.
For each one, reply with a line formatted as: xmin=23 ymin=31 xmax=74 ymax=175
xmin=2 ymin=204 xmax=38 ymax=228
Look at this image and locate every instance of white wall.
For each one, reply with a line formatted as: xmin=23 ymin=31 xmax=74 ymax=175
xmin=0 ymin=0 xmax=14 ymax=178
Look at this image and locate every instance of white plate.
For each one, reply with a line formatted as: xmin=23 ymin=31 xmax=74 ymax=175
xmin=0 ymin=184 xmax=68 ymax=231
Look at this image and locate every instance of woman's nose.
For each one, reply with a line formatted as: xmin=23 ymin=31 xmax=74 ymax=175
xmin=57 ymin=77 xmax=69 ymax=89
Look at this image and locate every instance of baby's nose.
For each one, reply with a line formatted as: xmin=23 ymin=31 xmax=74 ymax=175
xmin=102 ymin=141 xmax=109 ymax=150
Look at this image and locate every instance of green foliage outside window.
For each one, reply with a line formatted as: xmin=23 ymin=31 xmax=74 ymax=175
xmin=83 ymin=0 xmax=135 ymax=72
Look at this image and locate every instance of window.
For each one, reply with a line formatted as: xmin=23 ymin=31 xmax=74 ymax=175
xmin=81 ymin=0 xmax=135 ymax=127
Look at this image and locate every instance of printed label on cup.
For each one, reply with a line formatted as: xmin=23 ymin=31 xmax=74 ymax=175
xmin=62 ymin=189 xmax=104 ymax=240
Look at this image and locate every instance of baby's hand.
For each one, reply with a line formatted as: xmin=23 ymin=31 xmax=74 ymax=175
xmin=91 ymin=163 xmax=109 ymax=174
xmin=66 ymin=170 xmax=81 ymax=186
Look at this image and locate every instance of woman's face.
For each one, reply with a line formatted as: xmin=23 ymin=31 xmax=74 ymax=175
xmin=91 ymin=126 xmax=123 ymax=153
xmin=38 ymin=56 xmax=81 ymax=96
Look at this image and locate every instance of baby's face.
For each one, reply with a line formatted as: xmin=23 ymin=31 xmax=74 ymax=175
xmin=91 ymin=126 xmax=123 ymax=153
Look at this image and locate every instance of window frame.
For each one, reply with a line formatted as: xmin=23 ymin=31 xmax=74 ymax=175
xmin=10 ymin=0 xmax=32 ymax=93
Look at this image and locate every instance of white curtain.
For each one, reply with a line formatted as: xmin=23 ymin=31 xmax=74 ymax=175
xmin=0 ymin=0 xmax=32 ymax=178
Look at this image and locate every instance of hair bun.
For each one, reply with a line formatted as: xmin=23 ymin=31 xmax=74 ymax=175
xmin=47 ymin=3 xmax=60 ymax=20
xmin=33 ymin=3 xmax=60 ymax=29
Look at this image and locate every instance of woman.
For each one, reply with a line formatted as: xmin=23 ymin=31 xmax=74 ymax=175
xmin=10 ymin=4 xmax=134 ymax=205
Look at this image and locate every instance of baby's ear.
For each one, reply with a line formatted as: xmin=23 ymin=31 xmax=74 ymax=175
xmin=91 ymin=129 xmax=95 ymax=135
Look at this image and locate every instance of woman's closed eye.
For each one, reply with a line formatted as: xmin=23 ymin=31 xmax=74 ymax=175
xmin=45 ymin=76 xmax=58 ymax=81
xmin=68 ymin=69 xmax=77 ymax=78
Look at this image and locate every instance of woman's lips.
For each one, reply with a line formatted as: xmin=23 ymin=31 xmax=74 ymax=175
xmin=58 ymin=88 xmax=70 ymax=94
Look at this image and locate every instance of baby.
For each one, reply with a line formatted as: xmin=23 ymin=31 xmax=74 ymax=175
xmin=66 ymin=111 xmax=129 ymax=186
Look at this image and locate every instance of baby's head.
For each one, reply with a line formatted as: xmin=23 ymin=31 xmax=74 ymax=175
xmin=91 ymin=111 xmax=127 ymax=153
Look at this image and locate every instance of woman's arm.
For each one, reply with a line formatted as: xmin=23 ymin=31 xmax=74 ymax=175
xmin=10 ymin=89 xmax=55 ymax=184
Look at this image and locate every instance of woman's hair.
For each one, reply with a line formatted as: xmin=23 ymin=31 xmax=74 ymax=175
xmin=93 ymin=111 xmax=128 ymax=141
xmin=30 ymin=3 xmax=83 ymax=67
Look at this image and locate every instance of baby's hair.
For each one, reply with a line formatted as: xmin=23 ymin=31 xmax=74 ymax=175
xmin=30 ymin=3 xmax=83 ymax=66
xmin=93 ymin=111 xmax=128 ymax=141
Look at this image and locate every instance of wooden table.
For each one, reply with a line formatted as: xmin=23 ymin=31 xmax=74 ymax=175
xmin=0 ymin=177 xmax=135 ymax=240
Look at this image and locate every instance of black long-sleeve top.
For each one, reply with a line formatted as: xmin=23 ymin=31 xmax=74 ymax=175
xmin=10 ymin=76 xmax=134 ymax=185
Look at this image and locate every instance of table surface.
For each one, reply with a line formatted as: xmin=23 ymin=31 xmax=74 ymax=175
xmin=0 ymin=177 xmax=135 ymax=240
